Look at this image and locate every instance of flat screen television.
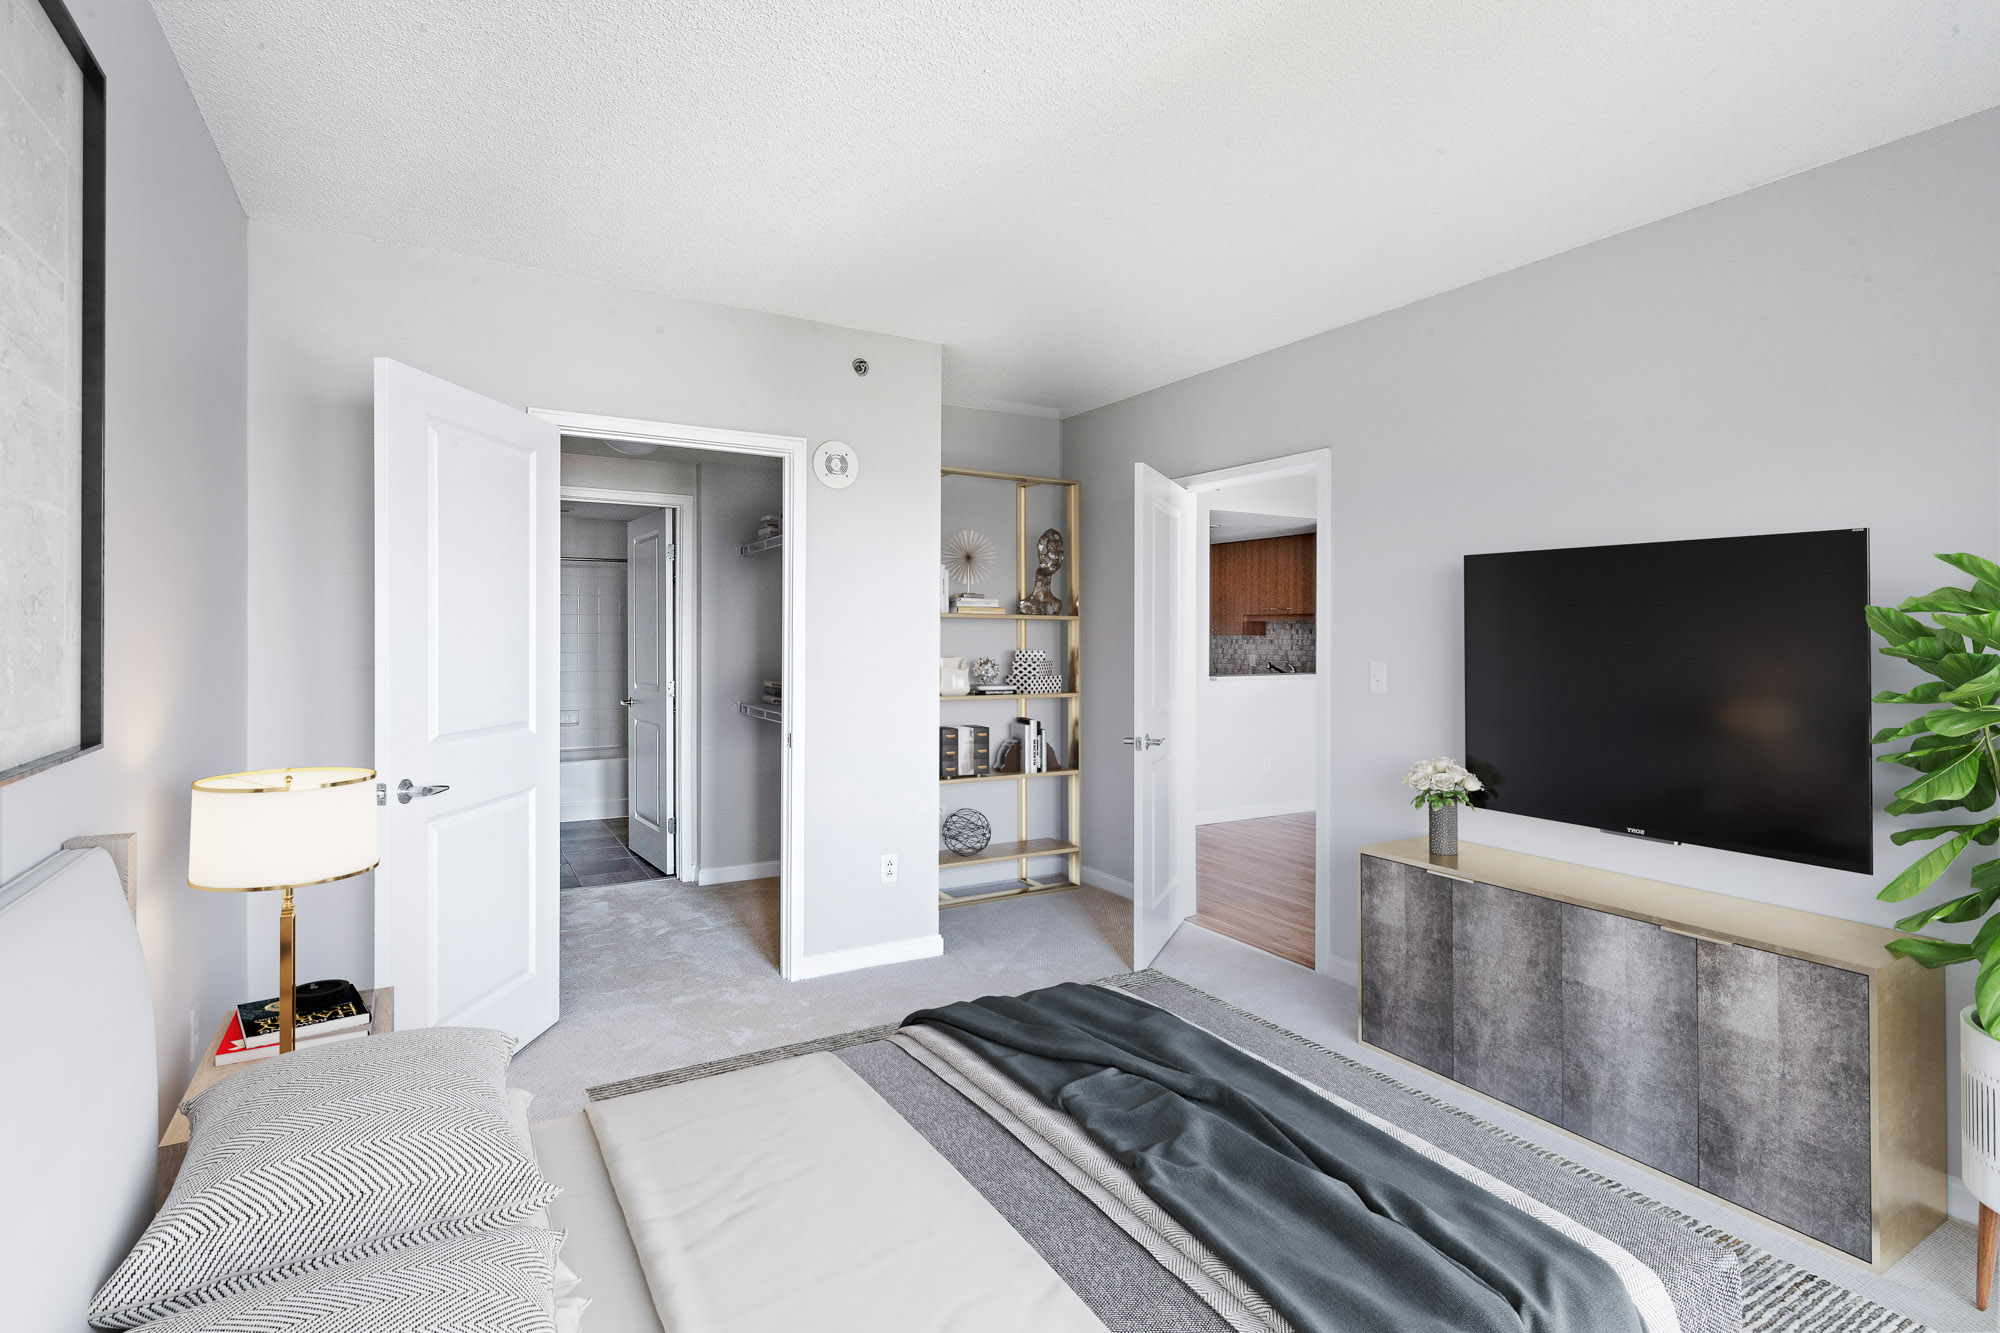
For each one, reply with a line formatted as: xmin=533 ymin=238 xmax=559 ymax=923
xmin=1463 ymin=529 xmax=1873 ymax=874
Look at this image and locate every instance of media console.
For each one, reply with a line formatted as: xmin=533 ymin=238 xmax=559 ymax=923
xmin=1357 ymin=839 xmax=1944 ymax=1270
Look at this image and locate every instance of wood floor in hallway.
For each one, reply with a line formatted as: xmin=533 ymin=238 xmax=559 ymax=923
xmin=1192 ymin=811 xmax=1315 ymax=968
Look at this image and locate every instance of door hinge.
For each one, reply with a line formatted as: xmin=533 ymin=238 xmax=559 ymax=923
xmin=666 ymin=681 xmax=676 ymax=698
xmin=376 ymin=782 xmax=386 ymax=806
xmin=666 ymin=543 xmax=677 ymax=562
xmin=667 ymin=817 xmax=677 ymax=836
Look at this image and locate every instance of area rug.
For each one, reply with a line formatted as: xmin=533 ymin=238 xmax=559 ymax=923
xmin=588 ymin=969 xmax=1926 ymax=1333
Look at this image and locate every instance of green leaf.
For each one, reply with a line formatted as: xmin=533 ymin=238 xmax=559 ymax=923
xmin=1879 ymin=830 xmax=1978 ymax=901
xmin=1875 ymin=682 xmax=1952 ymax=705
xmin=1882 ymin=638 xmax=1951 ymax=665
xmin=1873 ymin=718 xmax=1934 ymax=744
xmin=1890 ymin=821 xmax=1998 ymax=846
xmin=1940 ymin=553 xmax=2000 ymax=588
xmin=1973 ymin=859 xmax=2000 ymax=891
xmin=1897 ymin=884 xmax=2000 ymax=931
xmin=1895 ymin=748 xmax=1985 ymax=806
xmin=1867 ymin=605 xmax=1933 ymax=645
xmin=1876 ymin=737 xmax=1977 ymax=771
xmin=1936 ymin=613 xmax=2000 ymax=652
xmin=1978 ymin=955 xmax=2000 ymax=1031
xmin=1936 ymin=654 xmax=2000 ymax=688
xmin=1922 ymin=706 xmax=2000 ymax=736
xmin=1943 ymin=667 xmax=2000 ymax=702
xmin=1885 ymin=935 xmax=1976 ymax=967
xmin=1902 ymin=586 xmax=2000 ymax=614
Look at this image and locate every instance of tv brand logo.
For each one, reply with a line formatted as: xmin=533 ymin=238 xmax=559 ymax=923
xmin=1626 ymin=828 xmax=1646 ymax=836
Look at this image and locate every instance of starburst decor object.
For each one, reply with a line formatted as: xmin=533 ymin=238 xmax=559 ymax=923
xmin=943 ymin=530 xmax=996 ymax=587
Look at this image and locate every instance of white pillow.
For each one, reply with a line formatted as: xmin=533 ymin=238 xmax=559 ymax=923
xmin=505 ymin=1087 xmax=590 ymax=1329
xmin=128 ymin=1226 xmax=563 ymax=1333
xmin=89 ymin=1029 xmax=556 ymax=1329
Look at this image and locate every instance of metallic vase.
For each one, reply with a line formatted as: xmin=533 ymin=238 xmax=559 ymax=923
xmin=1428 ymin=802 xmax=1459 ymax=857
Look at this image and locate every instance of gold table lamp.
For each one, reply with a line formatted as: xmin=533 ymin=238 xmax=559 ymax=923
xmin=188 ymin=767 xmax=379 ymax=1053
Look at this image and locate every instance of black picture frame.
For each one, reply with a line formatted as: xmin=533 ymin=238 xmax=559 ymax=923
xmin=0 ymin=0 xmax=104 ymax=789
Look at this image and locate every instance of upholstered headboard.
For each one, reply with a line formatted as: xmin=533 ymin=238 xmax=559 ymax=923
xmin=0 ymin=848 xmax=157 ymax=1331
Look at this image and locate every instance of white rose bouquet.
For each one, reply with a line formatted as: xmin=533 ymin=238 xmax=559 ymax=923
xmin=1403 ymin=756 xmax=1483 ymax=811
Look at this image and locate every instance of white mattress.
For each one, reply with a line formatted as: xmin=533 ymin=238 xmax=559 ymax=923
xmin=584 ymin=1051 xmax=1109 ymax=1333
xmin=532 ymin=1113 xmax=666 ymax=1333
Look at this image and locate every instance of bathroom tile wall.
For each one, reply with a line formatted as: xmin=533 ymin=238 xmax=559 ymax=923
xmin=561 ymin=553 xmax=627 ymax=753
xmin=1211 ymin=619 xmax=1315 ymax=676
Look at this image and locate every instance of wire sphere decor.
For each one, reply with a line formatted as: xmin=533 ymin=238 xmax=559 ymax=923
xmin=941 ymin=808 xmax=992 ymax=857
xmin=943 ymin=530 xmax=996 ymax=587
xmin=969 ymin=655 xmax=1003 ymax=685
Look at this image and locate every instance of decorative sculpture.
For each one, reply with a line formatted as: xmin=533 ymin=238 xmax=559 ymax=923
xmin=942 ymin=807 xmax=993 ymax=857
xmin=1018 ymin=528 xmax=1067 ymax=615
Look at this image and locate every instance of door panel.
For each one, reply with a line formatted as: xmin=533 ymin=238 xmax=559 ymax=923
xmin=625 ymin=509 xmax=673 ymax=872
xmin=1560 ymin=905 xmax=1698 ymax=1181
xmin=1358 ymin=855 xmax=1454 ymax=1075
xmin=374 ymin=358 xmax=560 ymax=1046
xmin=1133 ymin=464 xmax=1196 ymax=969
xmin=1697 ymin=940 xmax=1873 ymax=1257
xmin=1451 ymin=879 xmax=1561 ymax=1120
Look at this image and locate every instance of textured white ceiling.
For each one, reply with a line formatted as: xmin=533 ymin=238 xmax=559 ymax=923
xmin=153 ymin=1 xmax=2000 ymax=416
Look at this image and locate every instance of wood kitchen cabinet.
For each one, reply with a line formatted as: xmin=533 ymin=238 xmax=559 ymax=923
xmin=1209 ymin=533 xmax=1315 ymax=634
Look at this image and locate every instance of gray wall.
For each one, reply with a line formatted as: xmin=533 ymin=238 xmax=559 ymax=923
xmin=0 ymin=0 xmax=249 ymax=1124
xmin=943 ymin=404 xmax=1061 ymax=476
xmin=1065 ymin=110 xmax=1998 ymax=1025
xmin=246 ymin=221 xmax=943 ymax=977
xmin=699 ymin=462 xmax=784 ymax=875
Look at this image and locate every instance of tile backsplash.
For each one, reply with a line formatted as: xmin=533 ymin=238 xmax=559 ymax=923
xmin=1211 ymin=619 xmax=1315 ymax=676
xmin=561 ymin=559 xmax=627 ymax=752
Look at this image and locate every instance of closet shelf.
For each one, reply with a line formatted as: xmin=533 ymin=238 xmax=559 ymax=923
xmin=736 ymin=701 xmax=782 ymax=723
xmin=938 ymin=837 xmax=1080 ymax=869
xmin=940 ymin=768 xmax=1078 ymax=786
xmin=737 ymin=534 xmax=783 ymax=556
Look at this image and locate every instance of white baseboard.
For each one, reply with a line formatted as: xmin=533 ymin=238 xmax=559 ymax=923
xmin=696 ymin=859 xmax=780 ymax=886
xmin=560 ymin=798 xmax=628 ymax=823
xmin=1317 ymin=953 xmax=1359 ymax=987
xmin=793 ymin=933 xmax=944 ymax=980
xmin=1195 ymin=800 xmax=1315 ymax=826
xmin=1081 ymin=866 xmax=1133 ymax=900
xmin=1950 ymin=1173 xmax=1976 ymax=1224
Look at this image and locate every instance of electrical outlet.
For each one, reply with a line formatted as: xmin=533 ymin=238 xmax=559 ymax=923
xmin=1369 ymin=661 xmax=1389 ymax=694
xmin=880 ymin=853 xmax=898 ymax=883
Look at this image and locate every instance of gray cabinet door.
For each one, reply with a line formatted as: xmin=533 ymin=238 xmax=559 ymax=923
xmin=1560 ymin=906 xmax=1698 ymax=1182
xmin=1697 ymin=940 xmax=1873 ymax=1258
xmin=1358 ymin=856 xmax=1454 ymax=1075
xmin=1452 ymin=880 xmax=1562 ymax=1121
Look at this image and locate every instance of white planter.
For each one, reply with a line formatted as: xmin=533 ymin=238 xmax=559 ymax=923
xmin=1962 ymin=1006 xmax=2000 ymax=1210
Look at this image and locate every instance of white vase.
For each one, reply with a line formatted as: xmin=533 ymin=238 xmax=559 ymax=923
xmin=939 ymin=656 xmax=970 ymax=697
xmin=1964 ymin=1006 xmax=2000 ymax=1213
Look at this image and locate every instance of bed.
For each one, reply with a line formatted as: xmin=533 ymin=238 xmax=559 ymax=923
xmin=11 ymin=846 xmax=1736 ymax=1333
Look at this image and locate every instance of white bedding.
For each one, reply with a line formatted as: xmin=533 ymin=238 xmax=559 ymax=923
xmin=584 ymin=1051 xmax=1108 ymax=1333
xmin=533 ymin=1114 xmax=665 ymax=1333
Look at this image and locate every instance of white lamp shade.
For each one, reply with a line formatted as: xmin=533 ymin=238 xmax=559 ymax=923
xmin=188 ymin=767 xmax=379 ymax=891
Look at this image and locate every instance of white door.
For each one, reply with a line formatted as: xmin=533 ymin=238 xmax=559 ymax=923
xmin=626 ymin=509 xmax=675 ymax=872
xmin=374 ymin=358 xmax=561 ymax=1046
xmin=1132 ymin=463 xmax=1198 ymax=969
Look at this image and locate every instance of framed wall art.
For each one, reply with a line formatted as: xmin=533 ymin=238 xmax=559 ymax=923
xmin=0 ymin=0 xmax=104 ymax=786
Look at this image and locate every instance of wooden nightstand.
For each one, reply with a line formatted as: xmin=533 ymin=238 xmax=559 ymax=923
xmin=155 ymin=986 xmax=394 ymax=1206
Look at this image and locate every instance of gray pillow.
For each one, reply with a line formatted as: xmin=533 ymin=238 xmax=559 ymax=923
xmin=89 ymin=1028 xmax=557 ymax=1329
xmin=127 ymin=1226 xmax=562 ymax=1333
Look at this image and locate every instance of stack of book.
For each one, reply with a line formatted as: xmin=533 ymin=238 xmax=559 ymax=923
xmin=761 ymin=679 xmax=782 ymax=706
xmin=215 ymin=980 xmax=371 ymax=1065
xmin=949 ymin=593 xmax=1003 ymax=615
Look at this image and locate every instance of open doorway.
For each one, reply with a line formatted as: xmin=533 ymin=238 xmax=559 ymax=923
xmin=1191 ymin=476 xmax=1319 ymax=966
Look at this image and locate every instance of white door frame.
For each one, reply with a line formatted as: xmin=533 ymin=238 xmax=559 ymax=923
xmin=559 ymin=485 xmax=697 ymax=877
xmin=1172 ymin=448 xmax=1338 ymax=980
xmin=534 ymin=409 xmax=808 ymax=980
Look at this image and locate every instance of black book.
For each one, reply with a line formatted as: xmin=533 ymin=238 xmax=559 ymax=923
xmin=237 ymin=979 xmax=369 ymax=1042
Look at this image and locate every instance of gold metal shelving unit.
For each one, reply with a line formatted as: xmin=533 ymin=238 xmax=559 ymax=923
xmin=938 ymin=466 xmax=1081 ymax=908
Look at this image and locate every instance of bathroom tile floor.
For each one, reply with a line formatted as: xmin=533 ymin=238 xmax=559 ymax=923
xmin=559 ymin=818 xmax=670 ymax=890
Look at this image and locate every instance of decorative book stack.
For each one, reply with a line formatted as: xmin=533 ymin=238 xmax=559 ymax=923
xmin=950 ymin=593 xmax=1003 ymax=615
xmin=215 ymin=979 xmax=371 ymax=1066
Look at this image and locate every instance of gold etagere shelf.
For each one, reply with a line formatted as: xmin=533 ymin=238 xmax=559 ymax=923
xmin=938 ymin=466 xmax=1082 ymax=909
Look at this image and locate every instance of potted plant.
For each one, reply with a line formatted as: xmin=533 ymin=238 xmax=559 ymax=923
xmin=1867 ymin=552 xmax=2000 ymax=1301
xmin=1403 ymin=757 xmax=1482 ymax=857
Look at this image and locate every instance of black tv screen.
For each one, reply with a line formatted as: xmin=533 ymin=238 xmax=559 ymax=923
xmin=1464 ymin=529 xmax=1873 ymax=874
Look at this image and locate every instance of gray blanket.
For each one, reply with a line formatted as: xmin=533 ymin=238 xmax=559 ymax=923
xmin=908 ymin=982 xmax=1647 ymax=1333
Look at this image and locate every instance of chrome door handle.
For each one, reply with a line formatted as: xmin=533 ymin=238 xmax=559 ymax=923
xmin=396 ymin=779 xmax=450 ymax=804
xmin=1121 ymin=735 xmax=1165 ymax=749
xmin=619 ymin=698 xmax=636 ymax=707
